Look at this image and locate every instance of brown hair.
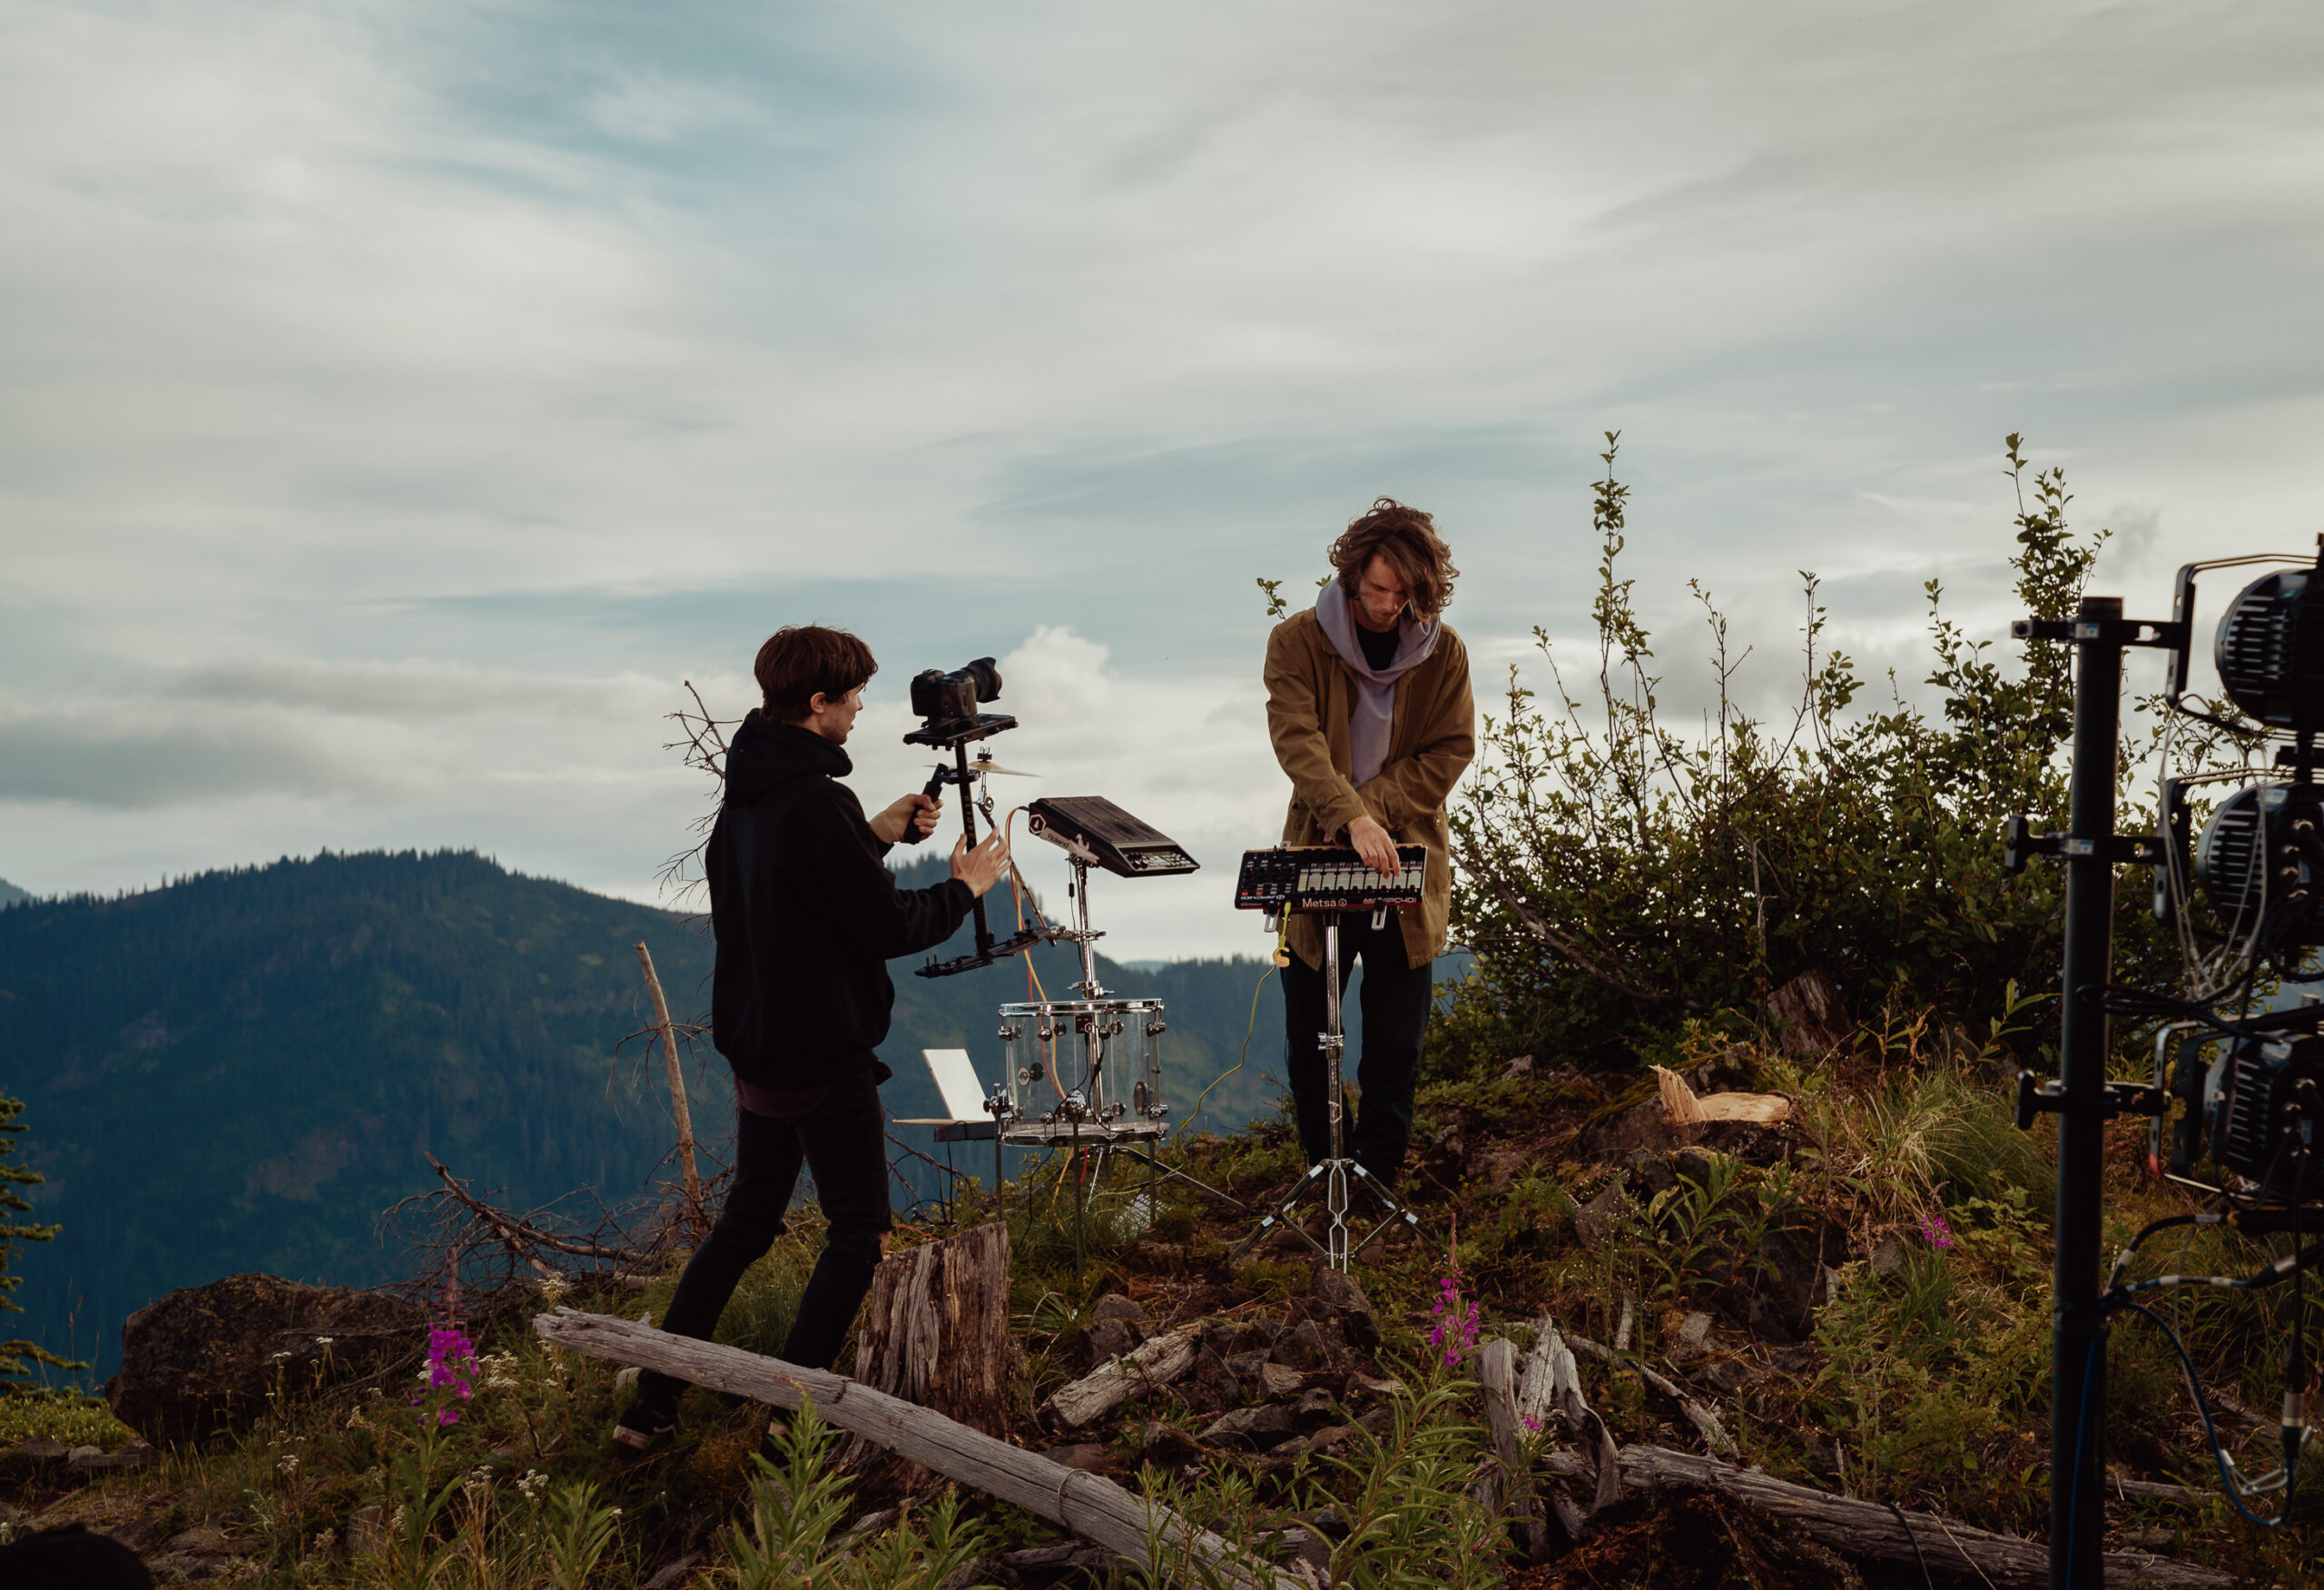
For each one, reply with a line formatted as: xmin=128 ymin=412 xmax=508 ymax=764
xmin=753 ymin=625 xmax=878 ymax=723
xmin=1326 ymin=499 xmax=1458 ymax=622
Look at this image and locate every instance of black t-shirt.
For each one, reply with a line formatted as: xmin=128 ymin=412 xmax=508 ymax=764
xmin=1356 ymin=620 xmax=1399 ymax=671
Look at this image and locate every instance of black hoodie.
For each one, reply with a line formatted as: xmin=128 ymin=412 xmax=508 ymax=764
xmin=706 ymin=711 xmax=973 ymax=1091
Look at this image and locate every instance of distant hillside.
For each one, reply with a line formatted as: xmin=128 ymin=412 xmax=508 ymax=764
xmin=0 ymin=852 xmax=1315 ymax=1382
xmin=0 ymin=877 xmax=30 ymax=907
xmin=0 ymin=852 xmax=723 ymax=1381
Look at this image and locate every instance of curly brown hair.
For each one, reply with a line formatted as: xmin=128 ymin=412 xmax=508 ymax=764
xmin=1326 ymin=499 xmax=1458 ymax=622
xmin=753 ymin=625 xmax=878 ymax=723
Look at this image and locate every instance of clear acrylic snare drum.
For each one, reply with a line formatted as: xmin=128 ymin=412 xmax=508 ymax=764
xmin=996 ymin=998 xmax=1167 ymax=1145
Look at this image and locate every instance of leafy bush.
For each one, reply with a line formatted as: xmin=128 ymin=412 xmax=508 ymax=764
xmin=1447 ymin=434 xmax=2181 ymax=1072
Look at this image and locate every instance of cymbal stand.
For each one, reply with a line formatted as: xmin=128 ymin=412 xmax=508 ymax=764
xmin=1232 ymin=910 xmax=1425 ymax=1270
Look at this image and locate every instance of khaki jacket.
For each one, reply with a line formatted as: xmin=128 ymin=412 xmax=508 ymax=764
xmin=1264 ymin=608 xmax=1475 ymax=972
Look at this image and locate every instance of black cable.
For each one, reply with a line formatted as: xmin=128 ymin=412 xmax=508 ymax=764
xmin=1880 ymin=1498 xmax=1934 ymax=1590
xmin=2107 ymin=1299 xmax=2288 ymax=1530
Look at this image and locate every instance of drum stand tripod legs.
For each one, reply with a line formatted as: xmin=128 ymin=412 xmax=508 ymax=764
xmin=1232 ymin=914 xmax=1425 ymax=1271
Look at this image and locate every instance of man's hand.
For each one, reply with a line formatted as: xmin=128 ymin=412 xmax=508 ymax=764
xmin=870 ymin=792 xmax=942 ymax=845
xmin=950 ymin=829 xmax=1011 ymax=898
xmin=1348 ymin=815 xmax=1399 ymax=877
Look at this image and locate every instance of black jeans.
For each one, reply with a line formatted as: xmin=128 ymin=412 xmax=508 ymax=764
xmin=1282 ymin=914 xmax=1433 ymax=1185
xmin=636 ymin=1066 xmax=891 ymax=1413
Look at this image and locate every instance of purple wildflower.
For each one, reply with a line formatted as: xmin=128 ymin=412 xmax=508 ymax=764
xmin=1918 ymin=1213 xmax=1955 ymax=1252
xmin=414 ymin=1320 xmax=478 ymax=1427
xmin=1425 ymin=1270 xmax=1482 ymax=1368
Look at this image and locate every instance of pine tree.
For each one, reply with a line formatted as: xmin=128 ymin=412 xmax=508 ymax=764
xmin=0 ymin=1092 xmax=81 ymax=1382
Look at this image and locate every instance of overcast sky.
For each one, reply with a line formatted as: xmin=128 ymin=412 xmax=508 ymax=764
xmin=5 ymin=1 xmax=2321 ymax=959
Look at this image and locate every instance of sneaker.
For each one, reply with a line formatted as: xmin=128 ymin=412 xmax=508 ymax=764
xmin=612 ymin=1396 xmax=678 ymax=1451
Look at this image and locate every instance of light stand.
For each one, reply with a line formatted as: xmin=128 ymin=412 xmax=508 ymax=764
xmin=1231 ymin=910 xmax=1425 ymax=1271
xmin=2007 ymin=597 xmax=2183 ymax=1589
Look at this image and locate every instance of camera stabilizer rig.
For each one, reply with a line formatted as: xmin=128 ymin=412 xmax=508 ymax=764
xmin=895 ymin=657 xmax=1048 ymax=979
xmin=2008 ymin=542 xmax=2324 ymax=1587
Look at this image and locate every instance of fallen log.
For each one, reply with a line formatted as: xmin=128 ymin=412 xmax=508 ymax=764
xmin=1542 ymin=1443 xmax=2234 ymax=1589
xmin=1042 ymin=1329 xmax=1200 ymax=1429
xmin=534 ymin=1309 xmax=1301 ymax=1590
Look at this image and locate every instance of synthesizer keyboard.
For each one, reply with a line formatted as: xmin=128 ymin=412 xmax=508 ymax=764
xmin=1233 ymin=845 xmax=1427 ymax=914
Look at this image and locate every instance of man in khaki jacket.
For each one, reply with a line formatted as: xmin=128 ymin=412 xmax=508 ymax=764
xmin=1264 ymin=499 xmax=1474 ymax=1189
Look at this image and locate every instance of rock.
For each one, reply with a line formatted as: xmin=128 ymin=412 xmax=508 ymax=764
xmin=1186 ymin=1347 xmax=1238 ymax=1408
xmin=1226 ymin=1349 xmax=1272 ymax=1386
xmin=1139 ymin=1422 xmax=1208 ymax=1467
xmin=1572 ymin=1181 xmax=1629 ymax=1249
xmin=1249 ymin=1318 xmax=1285 ymax=1346
xmin=167 ymin=1525 xmax=230 ymax=1555
xmin=1039 ymin=1442 xmax=1114 ymax=1474
xmin=1198 ymin=1404 xmax=1302 ymax=1448
xmin=1672 ymin=1149 xmax=1713 ymax=1187
xmin=1263 ymin=1522 xmax=1334 ymax=1572
xmin=1478 ymin=1148 xmax=1531 ymax=1191
xmin=1869 ymin=1236 xmax=1905 ymax=1279
xmin=1092 ymin=1293 xmax=1151 ymax=1328
xmin=1770 ymin=1345 xmax=1817 ymax=1376
xmin=1346 ymin=1370 xmax=1406 ymax=1398
xmin=1293 ymin=1388 xmax=1337 ymax=1427
xmin=110 ymin=1273 xmax=424 ymax=1446
xmin=1309 ymin=1266 xmax=1374 ymax=1318
xmin=66 ymin=1447 xmax=146 ymax=1472
xmin=12 ymin=1437 xmax=67 ymax=1462
xmin=1258 ymin=1362 xmax=1305 ymax=1399
xmin=1672 ymin=1311 xmax=1713 ymax=1356
xmin=1627 ymin=1151 xmax=1677 ymax=1198
xmin=1694 ymin=1358 xmax=1750 ymax=1397
xmin=1500 ymin=1053 xmax=1535 ymax=1081
xmin=1084 ymin=1318 xmax=1141 ymax=1367
xmin=1272 ymin=1321 xmax=1331 ymax=1371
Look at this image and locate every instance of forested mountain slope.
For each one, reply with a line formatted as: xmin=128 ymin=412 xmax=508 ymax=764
xmin=0 ymin=851 xmax=1329 ymax=1380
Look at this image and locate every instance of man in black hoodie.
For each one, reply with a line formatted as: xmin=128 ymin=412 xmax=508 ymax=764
xmin=616 ymin=625 xmax=1010 ymax=1448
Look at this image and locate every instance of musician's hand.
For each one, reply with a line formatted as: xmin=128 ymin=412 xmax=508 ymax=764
xmin=950 ymin=829 xmax=1011 ymax=897
xmin=1349 ymin=815 xmax=1399 ymax=877
xmin=870 ymin=792 xmax=941 ymax=845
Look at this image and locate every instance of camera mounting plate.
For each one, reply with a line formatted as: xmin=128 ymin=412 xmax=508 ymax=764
xmin=903 ymin=712 xmax=1018 ymax=749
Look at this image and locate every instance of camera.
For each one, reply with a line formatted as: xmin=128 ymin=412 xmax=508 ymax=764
xmin=911 ymin=657 xmax=1003 ymax=725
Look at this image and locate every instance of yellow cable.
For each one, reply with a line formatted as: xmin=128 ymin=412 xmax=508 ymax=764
xmin=1179 ymin=922 xmax=1289 ymax=1138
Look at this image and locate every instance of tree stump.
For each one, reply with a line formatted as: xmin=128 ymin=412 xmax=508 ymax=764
xmin=834 ymin=1220 xmax=1015 ymax=1503
xmin=1766 ymin=968 xmax=1849 ymax=1055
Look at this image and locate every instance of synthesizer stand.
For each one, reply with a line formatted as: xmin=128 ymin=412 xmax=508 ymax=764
xmin=1228 ymin=846 xmax=1431 ymax=1272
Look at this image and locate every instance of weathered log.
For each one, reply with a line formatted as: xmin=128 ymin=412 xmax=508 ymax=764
xmin=1475 ymin=1338 xmax=1550 ymax=1563
xmin=1042 ymin=1329 xmax=1200 ymax=1428
xmin=1542 ymin=1443 xmax=2233 ymax=1589
xmin=1563 ymin=1331 xmax=1738 ymax=1462
xmin=838 ymin=1223 xmax=1014 ymax=1501
xmin=535 ymin=1309 xmax=1301 ymax=1590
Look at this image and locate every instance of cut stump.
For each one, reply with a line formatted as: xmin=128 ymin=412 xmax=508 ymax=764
xmin=836 ymin=1220 xmax=1014 ymax=1502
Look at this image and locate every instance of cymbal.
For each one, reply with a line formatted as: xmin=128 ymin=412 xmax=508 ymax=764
xmin=970 ymin=753 xmax=1040 ymax=777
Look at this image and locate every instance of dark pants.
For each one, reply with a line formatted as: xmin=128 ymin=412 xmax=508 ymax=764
xmin=1283 ymin=914 xmax=1433 ymax=1185
xmin=635 ymin=1068 xmax=891 ymax=1415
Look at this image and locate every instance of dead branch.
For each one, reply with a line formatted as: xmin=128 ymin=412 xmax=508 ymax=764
xmin=635 ymin=941 xmax=707 ymax=1239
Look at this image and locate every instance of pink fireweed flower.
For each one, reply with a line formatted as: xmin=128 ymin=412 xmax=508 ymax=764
xmin=1918 ymin=1213 xmax=1955 ymax=1252
xmin=1425 ymin=1271 xmax=1482 ymax=1368
xmin=415 ymin=1322 xmax=478 ymax=1427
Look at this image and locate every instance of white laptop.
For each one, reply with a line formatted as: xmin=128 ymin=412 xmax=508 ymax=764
xmin=892 ymin=1048 xmax=998 ymax=1141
